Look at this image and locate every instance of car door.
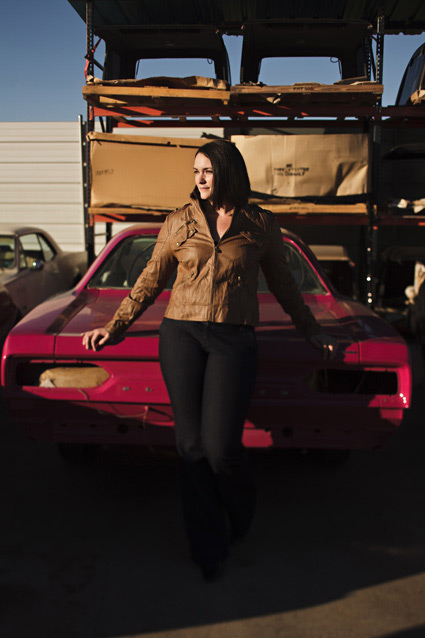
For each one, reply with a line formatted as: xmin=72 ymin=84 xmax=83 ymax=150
xmin=17 ymin=233 xmax=55 ymax=311
xmin=3 ymin=235 xmax=37 ymax=315
xmin=37 ymin=232 xmax=63 ymax=294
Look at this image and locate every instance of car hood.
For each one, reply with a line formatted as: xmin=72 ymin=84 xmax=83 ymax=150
xmin=7 ymin=288 xmax=404 ymax=364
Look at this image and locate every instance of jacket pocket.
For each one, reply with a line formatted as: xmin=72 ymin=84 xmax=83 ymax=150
xmin=240 ymin=230 xmax=266 ymax=249
xmin=227 ymin=270 xmax=245 ymax=297
xmin=236 ymin=231 xmax=266 ymax=270
xmin=173 ymin=220 xmax=198 ymax=248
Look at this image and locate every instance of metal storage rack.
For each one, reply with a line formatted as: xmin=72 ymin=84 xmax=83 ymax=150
xmin=72 ymin=0 xmax=425 ymax=306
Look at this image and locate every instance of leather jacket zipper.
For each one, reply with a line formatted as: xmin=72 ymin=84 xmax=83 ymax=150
xmin=209 ymin=242 xmax=218 ymax=320
xmin=178 ymin=272 xmax=195 ymax=285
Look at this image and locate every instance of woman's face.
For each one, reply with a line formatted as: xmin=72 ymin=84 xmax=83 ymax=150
xmin=193 ymin=153 xmax=214 ymax=203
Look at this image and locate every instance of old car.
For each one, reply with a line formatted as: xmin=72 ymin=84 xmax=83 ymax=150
xmin=396 ymin=41 xmax=425 ymax=105
xmin=1 ymin=224 xmax=411 ymax=462
xmin=99 ymin=24 xmax=231 ymax=82
xmin=239 ymin=19 xmax=372 ymax=83
xmin=0 ymin=226 xmax=87 ymax=342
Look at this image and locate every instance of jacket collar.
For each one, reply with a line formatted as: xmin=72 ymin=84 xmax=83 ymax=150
xmin=189 ymin=195 xmax=247 ymax=240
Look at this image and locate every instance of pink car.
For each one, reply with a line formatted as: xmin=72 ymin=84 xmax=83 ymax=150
xmin=1 ymin=224 xmax=411 ymax=462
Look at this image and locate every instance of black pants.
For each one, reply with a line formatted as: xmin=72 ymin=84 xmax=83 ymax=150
xmin=159 ymin=317 xmax=258 ymax=564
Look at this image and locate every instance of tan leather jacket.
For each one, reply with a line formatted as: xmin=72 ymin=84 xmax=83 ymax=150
xmin=105 ymin=197 xmax=322 ymax=339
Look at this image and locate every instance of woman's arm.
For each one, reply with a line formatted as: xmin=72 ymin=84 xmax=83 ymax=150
xmin=82 ymin=217 xmax=177 ymax=349
xmin=260 ymin=215 xmax=337 ymax=356
xmin=106 ymin=216 xmax=177 ymax=338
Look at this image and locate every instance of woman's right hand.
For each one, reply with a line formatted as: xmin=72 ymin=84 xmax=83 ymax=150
xmin=81 ymin=328 xmax=111 ymax=351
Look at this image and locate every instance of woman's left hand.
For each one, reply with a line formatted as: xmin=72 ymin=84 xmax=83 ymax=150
xmin=309 ymin=332 xmax=338 ymax=359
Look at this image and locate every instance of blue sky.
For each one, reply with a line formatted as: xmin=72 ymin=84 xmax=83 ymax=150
xmin=1 ymin=0 xmax=424 ymax=122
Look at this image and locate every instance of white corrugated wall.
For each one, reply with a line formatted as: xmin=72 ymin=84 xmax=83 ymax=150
xmin=0 ymin=121 xmax=85 ymax=252
xmin=0 ymin=123 xmax=224 ymax=254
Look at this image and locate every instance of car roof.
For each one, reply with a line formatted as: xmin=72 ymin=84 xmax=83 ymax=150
xmin=111 ymin=222 xmax=163 ymax=239
xmin=0 ymin=225 xmax=50 ymax=237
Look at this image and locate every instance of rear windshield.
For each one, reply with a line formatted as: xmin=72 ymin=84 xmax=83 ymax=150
xmin=259 ymin=56 xmax=341 ymax=85
xmin=136 ymin=58 xmax=217 ymax=79
xmin=88 ymin=233 xmax=327 ymax=295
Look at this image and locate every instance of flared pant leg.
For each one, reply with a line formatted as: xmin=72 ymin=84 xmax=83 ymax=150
xmin=159 ymin=318 xmax=258 ymax=565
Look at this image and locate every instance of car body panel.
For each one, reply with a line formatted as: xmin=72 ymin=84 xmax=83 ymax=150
xmin=1 ymin=225 xmax=411 ymax=451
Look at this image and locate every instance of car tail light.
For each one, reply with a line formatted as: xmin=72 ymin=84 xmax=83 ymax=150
xmin=304 ymin=369 xmax=398 ymax=395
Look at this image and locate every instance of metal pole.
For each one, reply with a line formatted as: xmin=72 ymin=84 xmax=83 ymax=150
xmin=365 ymin=36 xmax=372 ymax=81
xmin=85 ymin=0 xmax=95 ymax=263
xmin=366 ymin=12 xmax=385 ymax=307
xmin=86 ymin=0 xmax=94 ymax=118
xmin=365 ymin=202 xmax=377 ymax=308
xmin=375 ymin=14 xmax=385 ymax=85
xmin=79 ymin=115 xmax=90 ymax=257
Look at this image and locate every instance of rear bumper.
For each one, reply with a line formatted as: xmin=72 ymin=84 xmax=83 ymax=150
xmin=5 ymin=394 xmax=405 ymax=451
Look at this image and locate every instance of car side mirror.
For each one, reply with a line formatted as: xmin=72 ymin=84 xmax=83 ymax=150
xmin=30 ymin=260 xmax=44 ymax=271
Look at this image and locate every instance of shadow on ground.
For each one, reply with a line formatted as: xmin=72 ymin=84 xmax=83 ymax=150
xmin=1 ymin=341 xmax=425 ymax=638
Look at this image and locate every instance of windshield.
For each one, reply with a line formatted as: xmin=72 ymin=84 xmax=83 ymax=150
xmin=0 ymin=236 xmax=16 ymax=269
xmin=88 ymin=234 xmax=327 ymax=295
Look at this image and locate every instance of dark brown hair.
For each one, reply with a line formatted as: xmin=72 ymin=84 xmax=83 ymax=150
xmin=192 ymin=139 xmax=251 ymax=209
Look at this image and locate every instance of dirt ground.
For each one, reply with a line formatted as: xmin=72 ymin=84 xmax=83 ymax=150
xmin=1 ymin=342 xmax=425 ymax=638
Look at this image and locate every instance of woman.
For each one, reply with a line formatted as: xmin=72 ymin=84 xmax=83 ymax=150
xmin=82 ymin=140 xmax=336 ymax=581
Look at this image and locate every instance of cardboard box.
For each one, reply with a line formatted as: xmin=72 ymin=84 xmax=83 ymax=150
xmin=89 ymin=132 xmax=208 ymax=209
xmin=231 ymin=134 xmax=370 ymax=198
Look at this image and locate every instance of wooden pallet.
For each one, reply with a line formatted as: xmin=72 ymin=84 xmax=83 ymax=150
xmin=256 ymin=202 xmax=368 ymax=214
xmin=83 ymin=80 xmax=383 ymax=115
xmin=232 ymin=82 xmax=383 ymax=107
xmin=89 ymin=202 xmax=370 ymax=225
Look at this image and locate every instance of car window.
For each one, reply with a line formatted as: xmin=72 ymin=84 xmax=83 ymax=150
xmin=19 ymin=234 xmax=44 ymax=269
xmin=258 ymin=56 xmax=341 ymax=85
xmin=274 ymin=242 xmax=327 ymax=294
xmin=0 ymin=236 xmax=16 ymax=269
xmin=136 ymin=58 xmax=217 ymax=79
xmin=38 ymin=234 xmax=56 ymax=262
xmin=88 ymin=233 xmax=327 ymax=295
xmin=89 ymin=235 xmax=165 ymax=289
